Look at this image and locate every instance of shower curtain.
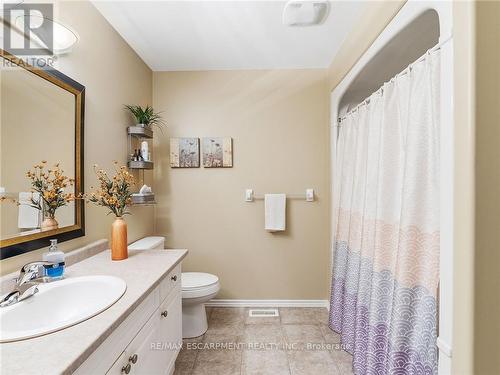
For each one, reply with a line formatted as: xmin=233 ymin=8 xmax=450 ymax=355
xmin=329 ymin=49 xmax=440 ymax=375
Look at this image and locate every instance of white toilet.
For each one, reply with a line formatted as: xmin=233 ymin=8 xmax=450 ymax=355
xmin=128 ymin=237 xmax=220 ymax=339
xmin=181 ymin=272 xmax=220 ymax=338
xmin=128 ymin=236 xmax=166 ymax=250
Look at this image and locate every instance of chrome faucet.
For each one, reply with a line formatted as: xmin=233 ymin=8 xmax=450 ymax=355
xmin=0 ymin=261 xmax=56 ymax=308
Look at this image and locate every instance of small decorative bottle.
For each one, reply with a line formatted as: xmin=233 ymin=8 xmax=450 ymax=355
xmin=141 ymin=141 xmax=149 ymax=161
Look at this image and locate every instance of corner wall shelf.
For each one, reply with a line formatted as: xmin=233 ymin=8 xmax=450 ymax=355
xmin=127 ymin=124 xmax=156 ymax=205
xmin=131 ymin=194 xmax=156 ymax=205
xmin=127 ymin=126 xmax=153 ymax=139
xmin=128 ymin=160 xmax=154 ymax=170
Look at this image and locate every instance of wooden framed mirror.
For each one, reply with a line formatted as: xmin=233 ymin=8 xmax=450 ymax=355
xmin=0 ymin=49 xmax=85 ymax=259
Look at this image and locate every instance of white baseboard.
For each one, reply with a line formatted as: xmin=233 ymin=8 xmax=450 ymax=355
xmin=205 ymin=299 xmax=330 ymax=308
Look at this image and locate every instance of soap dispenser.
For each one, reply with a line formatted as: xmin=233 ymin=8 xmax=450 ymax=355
xmin=42 ymin=239 xmax=65 ymax=279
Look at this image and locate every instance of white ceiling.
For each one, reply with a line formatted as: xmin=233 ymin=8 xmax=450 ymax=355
xmin=92 ymin=1 xmax=366 ymax=71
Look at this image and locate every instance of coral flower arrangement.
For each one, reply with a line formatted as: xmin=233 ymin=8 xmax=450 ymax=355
xmin=88 ymin=162 xmax=135 ymax=260
xmin=26 ymin=161 xmax=75 ymax=231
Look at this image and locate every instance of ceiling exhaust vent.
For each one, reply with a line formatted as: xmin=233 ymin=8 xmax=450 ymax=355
xmin=248 ymin=309 xmax=280 ymax=318
xmin=282 ymin=0 xmax=330 ymax=27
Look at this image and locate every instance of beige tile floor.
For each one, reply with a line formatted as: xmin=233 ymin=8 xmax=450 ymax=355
xmin=173 ymin=307 xmax=354 ymax=375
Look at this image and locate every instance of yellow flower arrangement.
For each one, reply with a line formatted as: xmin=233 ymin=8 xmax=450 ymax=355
xmin=26 ymin=161 xmax=76 ymax=219
xmin=88 ymin=162 xmax=135 ymax=217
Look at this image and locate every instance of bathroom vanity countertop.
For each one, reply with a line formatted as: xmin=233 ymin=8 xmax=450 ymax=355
xmin=0 ymin=248 xmax=188 ymax=375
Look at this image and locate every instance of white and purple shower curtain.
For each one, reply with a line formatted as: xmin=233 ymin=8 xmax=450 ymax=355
xmin=329 ymin=49 xmax=440 ymax=375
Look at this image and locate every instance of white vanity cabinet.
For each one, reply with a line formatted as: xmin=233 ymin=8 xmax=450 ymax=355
xmin=75 ymin=264 xmax=182 ymax=375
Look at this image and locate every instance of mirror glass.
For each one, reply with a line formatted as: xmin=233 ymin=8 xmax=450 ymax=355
xmin=0 ymin=52 xmax=84 ymax=257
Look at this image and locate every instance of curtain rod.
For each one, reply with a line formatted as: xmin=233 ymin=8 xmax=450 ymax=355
xmin=337 ymin=35 xmax=452 ymax=125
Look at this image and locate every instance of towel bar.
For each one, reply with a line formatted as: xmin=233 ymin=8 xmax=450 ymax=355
xmin=245 ymin=189 xmax=314 ymax=202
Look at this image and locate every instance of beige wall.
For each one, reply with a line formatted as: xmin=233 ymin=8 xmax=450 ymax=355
xmin=0 ymin=0 xmax=154 ymax=275
xmin=452 ymin=3 xmax=500 ymax=374
xmin=153 ymin=70 xmax=330 ymax=299
xmin=473 ymin=2 xmax=500 ymax=374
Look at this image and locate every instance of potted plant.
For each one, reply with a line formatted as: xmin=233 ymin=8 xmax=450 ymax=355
xmin=87 ymin=162 xmax=135 ymax=260
xmin=26 ymin=161 xmax=76 ymax=231
xmin=125 ymin=105 xmax=166 ymax=130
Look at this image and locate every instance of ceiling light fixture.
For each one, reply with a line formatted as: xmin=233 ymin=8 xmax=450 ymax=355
xmin=282 ymin=0 xmax=330 ymax=27
xmin=13 ymin=13 xmax=79 ymax=55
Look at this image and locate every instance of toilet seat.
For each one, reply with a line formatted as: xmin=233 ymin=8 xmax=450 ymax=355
xmin=182 ymin=272 xmax=220 ymax=299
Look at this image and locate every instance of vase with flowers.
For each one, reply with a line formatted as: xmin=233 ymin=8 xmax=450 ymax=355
xmin=88 ymin=162 xmax=135 ymax=260
xmin=26 ymin=161 xmax=76 ymax=231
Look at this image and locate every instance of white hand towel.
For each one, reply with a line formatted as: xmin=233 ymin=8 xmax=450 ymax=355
xmin=265 ymin=194 xmax=286 ymax=232
xmin=18 ymin=192 xmax=41 ymax=229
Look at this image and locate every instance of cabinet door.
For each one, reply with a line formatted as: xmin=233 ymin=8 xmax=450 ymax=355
xmin=130 ymin=312 xmax=165 ymax=374
xmin=107 ymin=309 xmax=163 ymax=375
xmin=105 ymin=291 xmax=182 ymax=375
xmin=158 ymin=291 xmax=182 ymax=375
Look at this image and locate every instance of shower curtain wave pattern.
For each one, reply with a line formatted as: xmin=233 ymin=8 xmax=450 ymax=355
xmin=329 ymin=50 xmax=440 ymax=375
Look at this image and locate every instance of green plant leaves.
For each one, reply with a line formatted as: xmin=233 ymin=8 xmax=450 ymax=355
xmin=124 ymin=104 xmax=166 ymax=129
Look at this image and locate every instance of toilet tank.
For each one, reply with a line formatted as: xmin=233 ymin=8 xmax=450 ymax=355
xmin=128 ymin=236 xmax=165 ymax=250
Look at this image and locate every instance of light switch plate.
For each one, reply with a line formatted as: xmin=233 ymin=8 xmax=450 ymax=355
xmin=245 ymin=189 xmax=254 ymax=202
xmin=306 ymin=188 xmax=314 ymax=202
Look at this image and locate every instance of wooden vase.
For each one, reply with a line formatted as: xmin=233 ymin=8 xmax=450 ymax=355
xmin=111 ymin=217 xmax=128 ymax=260
xmin=41 ymin=217 xmax=58 ymax=231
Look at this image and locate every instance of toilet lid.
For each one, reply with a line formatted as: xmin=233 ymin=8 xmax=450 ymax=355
xmin=182 ymin=272 xmax=219 ymax=289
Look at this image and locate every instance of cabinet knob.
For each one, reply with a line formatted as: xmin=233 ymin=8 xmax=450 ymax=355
xmin=161 ymin=310 xmax=168 ymax=318
xmin=129 ymin=354 xmax=138 ymax=364
xmin=171 ymin=275 xmax=177 ymax=281
xmin=121 ymin=363 xmax=131 ymax=374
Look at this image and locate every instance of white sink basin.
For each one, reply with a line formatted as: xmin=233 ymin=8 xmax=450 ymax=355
xmin=0 ymin=275 xmax=126 ymax=343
